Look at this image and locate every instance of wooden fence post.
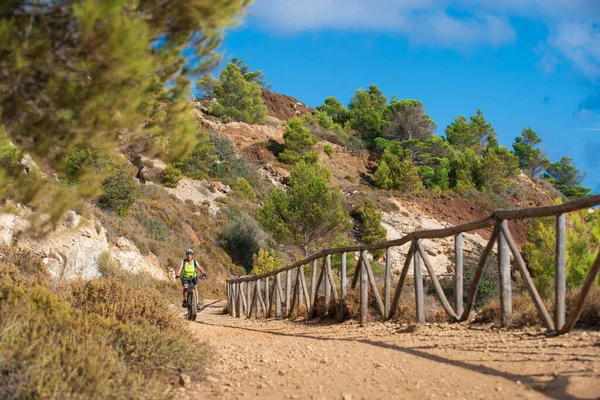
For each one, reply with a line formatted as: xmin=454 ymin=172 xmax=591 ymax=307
xmin=362 ymin=251 xmax=385 ymax=318
xmin=455 ymin=233 xmax=464 ymax=318
xmin=310 ymin=259 xmax=317 ymax=307
xmin=256 ymin=279 xmax=262 ymax=317
xmin=360 ymin=257 xmax=368 ymax=325
xmin=555 ymin=213 xmax=566 ymax=331
xmin=341 ymin=252 xmax=347 ymax=309
xmin=325 ymin=254 xmax=331 ymax=312
xmin=286 ymin=269 xmax=291 ymax=317
xmin=389 ymin=242 xmax=414 ymax=320
xmin=246 ymin=282 xmax=252 ymax=318
xmin=560 ymin=251 xmax=600 ymax=333
xmin=414 ymin=241 xmax=425 ymax=324
xmin=275 ymin=273 xmax=282 ymax=318
xmin=384 ymin=247 xmax=391 ymax=320
xmin=265 ymin=276 xmax=270 ymax=315
xmin=237 ymin=283 xmax=243 ymax=318
xmin=497 ymin=219 xmax=512 ymax=327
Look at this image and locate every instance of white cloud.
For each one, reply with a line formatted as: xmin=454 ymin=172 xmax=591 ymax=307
xmin=250 ymin=0 xmax=515 ymax=48
xmin=250 ymin=0 xmax=600 ymax=77
xmin=547 ymin=23 xmax=600 ymax=81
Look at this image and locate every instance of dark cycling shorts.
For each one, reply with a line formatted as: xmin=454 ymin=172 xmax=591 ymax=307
xmin=181 ymin=276 xmax=198 ymax=286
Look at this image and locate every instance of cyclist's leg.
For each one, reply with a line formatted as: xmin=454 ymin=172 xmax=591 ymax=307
xmin=182 ymin=278 xmax=190 ymax=307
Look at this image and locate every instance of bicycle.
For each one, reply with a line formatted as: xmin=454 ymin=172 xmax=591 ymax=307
xmin=184 ymin=273 xmax=206 ymax=321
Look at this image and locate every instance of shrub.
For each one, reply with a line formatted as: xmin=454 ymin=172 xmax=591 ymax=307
xmin=161 ymin=163 xmax=183 ymax=188
xmin=0 ymin=284 xmax=211 ymax=399
xmin=174 ymin=131 xmax=216 ymax=180
xmin=96 ymin=169 xmax=140 ymax=217
xmin=355 ymin=199 xmax=387 ymax=258
xmin=233 ymin=177 xmax=257 ymax=201
xmin=277 ymin=117 xmax=317 ymax=164
xmin=252 ymin=248 xmax=284 ymax=275
xmin=221 ymin=209 xmax=266 ymax=272
xmin=324 ymin=143 xmax=335 ymax=158
xmin=69 ymin=278 xmax=181 ymax=333
xmin=211 ymin=62 xmax=268 ymax=124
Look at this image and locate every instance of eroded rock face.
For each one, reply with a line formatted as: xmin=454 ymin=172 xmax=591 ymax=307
xmin=381 ymin=201 xmax=489 ymax=277
xmin=0 ymin=208 xmax=167 ymax=280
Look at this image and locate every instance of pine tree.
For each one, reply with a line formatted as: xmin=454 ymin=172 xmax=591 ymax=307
xmin=357 ymin=199 xmax=388 ymax=258
xmin=0 ymin=0 xmax=250 ymax=223
xmin=211 ymin=63 xmax=268 ymax=124
xmin=257 ymin=161 xmax=352 ymax=256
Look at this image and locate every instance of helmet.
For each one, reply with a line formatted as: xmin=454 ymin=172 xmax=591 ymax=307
xmin=185 ymin=249 xmax=194 ymax=255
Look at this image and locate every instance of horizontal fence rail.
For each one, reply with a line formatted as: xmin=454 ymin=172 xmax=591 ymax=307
xmin=226 ymin=194 xmax=600 ymax=333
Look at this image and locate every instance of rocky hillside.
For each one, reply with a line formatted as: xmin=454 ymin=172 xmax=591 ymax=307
xmin=0 ymin=89 xmax=558 ymax=285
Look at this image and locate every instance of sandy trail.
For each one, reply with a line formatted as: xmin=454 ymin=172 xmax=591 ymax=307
xmin=174 ymin=301 xmax=600 ymax=400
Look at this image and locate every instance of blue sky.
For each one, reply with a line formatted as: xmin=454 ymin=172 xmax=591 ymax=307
xmin=213 ymin=0 xmax=600 ymax=193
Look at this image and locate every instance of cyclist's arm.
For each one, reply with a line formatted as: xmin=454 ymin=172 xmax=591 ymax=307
xmin=198 ymin=264 xmax=207 ymax=275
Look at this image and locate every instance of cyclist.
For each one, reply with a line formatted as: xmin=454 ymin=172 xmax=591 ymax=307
xmin=175 ymin=249 xmax=206 ymax=312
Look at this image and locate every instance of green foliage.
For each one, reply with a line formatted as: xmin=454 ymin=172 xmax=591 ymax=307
xmin=257 ymin=161 xmax=352 ymax=256
xmin=233 ymin=177 xmax=257 ymax=201
xmin=278 ymin=117 xmax=318 ymax=164
xmin=221 ymin=209 xmax=266 ymax=272
xmin=211 ymin=62 xmax=268 ymax=124
xmin=356 ymin=199 xmax=387 ymax=258
xmin=374 ymin=149 xmax=423 ymax=192
xmin=480 ymin=146 xmax=520 ymax=193
xmin=161 ymin=163 xmax=183 ymax=188
xmin=383 ymin=99 xmax=436 ymax=141
xmin=545 ymin=156 xmax=591 ymax=199
xmin=316 ymin=96 xmax=349 ymax=125
xmin=523 ymin=207 xmax=600 ymax=298
xmin=445 ymin=110 xmax=496 ymax=155
xmin=512 ymin=127 xmax=550 ymax=177
xmin=195 ymin=74 xmax=219 ymax=101
xmin=173 ymin=131 xmax=216 ymax=180
xmin=252 ymin=248 xmax=284 ymax=275
xmin=348 ymin=85 xmax=387 ymax=139
xmin=449 ymin=149 xmax=482 ymax=192
xmin=96 ymin=169 xmax=140 ymax=217
xmin=209 ymin=132 xmax=260 ymax=185
xmin=0 ymin=0 xmax=249 ymax=223
xmin=231 ymin=58 xmax=269 ymax=87
xmin=324 ymin=144 xmax=335 ymax=158
xmin=314 ymin=110 xmax=336 ymax=130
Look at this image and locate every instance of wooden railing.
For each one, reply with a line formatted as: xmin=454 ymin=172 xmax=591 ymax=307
xmin=226 ymin=195 xmax=600 ymax=334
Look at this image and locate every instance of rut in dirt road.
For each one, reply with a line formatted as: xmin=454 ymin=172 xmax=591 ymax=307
xmin=173 ymin=301 xmax=600 ymax=400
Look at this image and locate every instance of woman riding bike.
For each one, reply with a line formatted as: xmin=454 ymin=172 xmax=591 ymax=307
xmin=175 ymin=249 xmax=206 ymax=312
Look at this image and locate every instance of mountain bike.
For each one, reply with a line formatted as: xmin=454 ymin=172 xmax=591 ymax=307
xmin=186 ymin=273 xmax=206 ymax=321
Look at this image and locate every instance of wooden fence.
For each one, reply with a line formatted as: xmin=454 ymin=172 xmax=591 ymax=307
xmin=226 ymin=195 xmax=600 ymax=333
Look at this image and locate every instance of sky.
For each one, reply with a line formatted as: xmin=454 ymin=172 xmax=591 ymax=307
xmin=214 ymin=0 xmax=600 ymax=193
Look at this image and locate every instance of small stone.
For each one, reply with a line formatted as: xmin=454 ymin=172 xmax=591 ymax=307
xmin=342 ymin=393 xmax=353 ymax=400
xmin=205 ymin=375 xmax=219 ymax=383
xmin=179 ymin=374 xmax=191 ymax=387
xmin=279 ymin=369 xmax=287 ymax=376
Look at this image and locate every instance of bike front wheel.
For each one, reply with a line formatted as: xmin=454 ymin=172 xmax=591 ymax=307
xmin=188 ymin=289 xmax=197 ymax=321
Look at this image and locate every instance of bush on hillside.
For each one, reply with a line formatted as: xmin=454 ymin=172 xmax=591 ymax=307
xmin=232 ymin=177 xmax=257 ymax=202
xmin=221 ymin=209 xmax=266 ymax=272
xmin=355 ymin=199 xmax=387 ymax=258
xmin=277 ymin=117 xmax=318 ymax=165
xmin=211 ymin=62 xmax=268 ymax=124
xmin=324 ymin=143 xmax=335 ymax=158
xmin=174 ymin=131 xmax=216 ymax=180
xmin=161 ymin=163 xmax=183 ymax=188
xmin=96 ymin=169 xmax=140 ymax=217
xmin=252 ymin=248 xmax=284 ymax=275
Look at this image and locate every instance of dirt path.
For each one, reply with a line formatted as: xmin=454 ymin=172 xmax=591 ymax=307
xmin=175 ymin=301 xmax=600 ymax=400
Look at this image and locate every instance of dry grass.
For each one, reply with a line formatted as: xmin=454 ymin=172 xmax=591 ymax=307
xmin=474 ymin=286 xmax=600 ymax=328
xmin=0 ymin=246 xmax=212 ymax=398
